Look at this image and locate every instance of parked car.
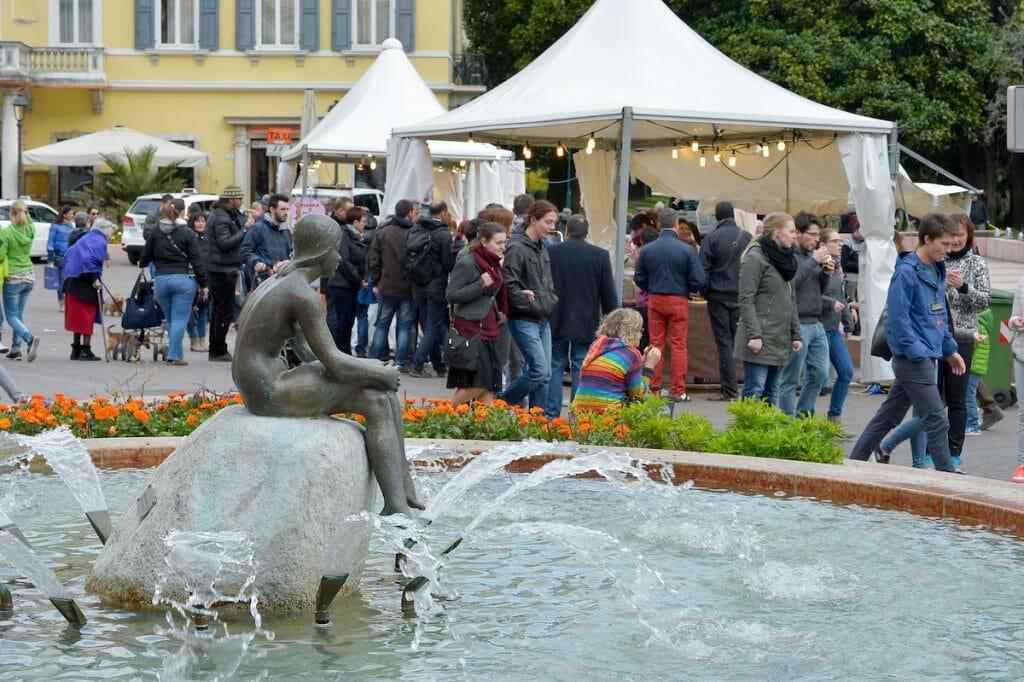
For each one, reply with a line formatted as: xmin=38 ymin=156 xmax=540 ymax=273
xmin=0 ymin=198 xmax=59 ymax=262
xmin=121 ymin=190 xmax=218 ymax=264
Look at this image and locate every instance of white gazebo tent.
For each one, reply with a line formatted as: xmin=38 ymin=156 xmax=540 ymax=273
xmin=23 ymin=125 xmax=210 ymax=167
xmin=896 ymin=166 xmax=971 ymax=218
xmin=279 ymin=39 xmax=520 ymax=221
xmin=393 ymin=0 xmax=897 ymax=381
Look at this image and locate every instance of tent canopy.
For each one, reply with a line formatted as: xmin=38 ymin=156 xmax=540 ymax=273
xmin=896 ymin=166 xmax=970 ymax=217
xmin=393 ymin=0 xmax=892 ymax=146
xmin=281 ymin=39 xmax=510 ymax=162
xmin=22 ymin=125 xmax=210 ymax=168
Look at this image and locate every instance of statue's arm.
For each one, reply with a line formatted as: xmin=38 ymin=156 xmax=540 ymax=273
xmin=296 ymin=293 xmax=398 ymax=390
xmin=289 ymin=328 xmax=317 ymax=364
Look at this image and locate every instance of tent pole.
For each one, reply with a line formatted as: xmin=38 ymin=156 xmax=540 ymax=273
xmin=301 ymin=145 xmax=309 ymax=198
xmin=614 ymin=106 xmax=633 ymax=297
xmin=564 ymin=148 xmax=572 ymax=211
xmin=785 ymin=144 xmax=791 ymax=213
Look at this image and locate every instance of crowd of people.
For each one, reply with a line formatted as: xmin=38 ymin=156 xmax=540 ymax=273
xmin=5 ymin=184 xmax=1024 ymax=479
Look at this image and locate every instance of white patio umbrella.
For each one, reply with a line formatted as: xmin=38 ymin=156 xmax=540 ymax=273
xmin=22 ymin=125 xmax=210 ymax=168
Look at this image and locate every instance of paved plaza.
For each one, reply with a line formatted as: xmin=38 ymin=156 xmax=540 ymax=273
xmin=11 ymin=249 xmax=1024 ymax=483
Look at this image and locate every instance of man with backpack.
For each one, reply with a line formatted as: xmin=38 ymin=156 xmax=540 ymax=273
xmin=699 ymin=201 xmax=751 ymax=401
xmin=406 ymin=201 xmax=456 ymax=378
xmin=367 ymin=199 xmax=418 ymax=372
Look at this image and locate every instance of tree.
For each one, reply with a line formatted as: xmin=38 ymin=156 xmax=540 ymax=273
xmin=82 ymin=146 xmax=186 ymax=222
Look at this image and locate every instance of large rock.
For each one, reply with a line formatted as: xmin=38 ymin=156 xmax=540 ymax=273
xmin=86 ymin=405 xmax=378 ymax=610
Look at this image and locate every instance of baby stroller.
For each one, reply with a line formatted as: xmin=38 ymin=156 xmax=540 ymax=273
xmin=112 ymin=271 xmax=168 ymax=362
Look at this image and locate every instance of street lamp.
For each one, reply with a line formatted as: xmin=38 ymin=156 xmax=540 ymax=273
xmin=12 ymin=92 xmax=28 ymax=197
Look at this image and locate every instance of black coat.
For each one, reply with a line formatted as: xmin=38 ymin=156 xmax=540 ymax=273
xmin=328 ymin=223 xmax=368 ymax=290
xmin=547 ymin=236 xmax=619 ymax=342
xmin=205 ymin=204 xmax=247 ymax=273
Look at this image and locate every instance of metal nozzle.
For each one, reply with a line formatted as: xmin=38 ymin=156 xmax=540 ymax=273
xmin=0 ymin=522 xmax=30 ymax=547
xmin=85 ymin=510 xmax=113 ymax=545
xmin=0 ymin=582 xmax=12 ymax=616
xmin=193 ymin=611 xmax=210 ymax=631
xmin=49 ymin=597 xmax=87 ymax=627
xmin=314 ymin=574 xmax=349 ymax=626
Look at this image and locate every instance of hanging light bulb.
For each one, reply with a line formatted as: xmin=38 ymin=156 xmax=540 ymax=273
xmin=728 ymin=152 xmax=736 ymax=167
xmin=370 ymin=159 xmax=377 ymax=170
xmin=713 ymin=149 xmax=721 ymax=163
xmin=467 ymin=133 xmax=474 ymax=143
xmin=762 ymin=141 xmax=770 ymax=158
xmin=556 ymin=142 xmax=565 ymax=158
xmin=459 ymin=159 xmax=467 ymax=168
xmin=691 ymin=139 xmax=699 ymax=153
xmin=777 ymin=139 xmax=786 ymax=152
xmin=522 ymin=142 xmax=532 ymax=160
xmin=586 ymin=135 xmax=596 ymax=154
xmin=699 ymin=153 xmax=706 ymax=168
xmin=671 ymin=147 xmax=679 ymax=159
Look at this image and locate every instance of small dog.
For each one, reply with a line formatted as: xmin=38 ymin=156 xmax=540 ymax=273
xmin=103 ymin=294 xmax=125 ymax=317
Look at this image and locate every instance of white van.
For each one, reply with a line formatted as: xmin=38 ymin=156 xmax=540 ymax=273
xmin=121 ymin=190 xmax=218 ymax=264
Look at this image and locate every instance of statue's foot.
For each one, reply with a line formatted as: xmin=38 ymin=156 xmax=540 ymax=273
xmin=380 ymin=502 xmax=412 ymax=517
xmin=407 ymin=494 xmax=425 ymax=511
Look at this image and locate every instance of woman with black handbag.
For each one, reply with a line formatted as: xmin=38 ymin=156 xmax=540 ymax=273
xmin=139 ymin=204 xmax=208 ymax=366
xmin=445 ymin=222 xmax=508 ymax=404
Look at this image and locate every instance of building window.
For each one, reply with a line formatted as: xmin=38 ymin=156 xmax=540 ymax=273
xmin=257 ymin=0 xmax=299 ymax=48
xmin=354 ymin=0 xmax=394 ymax=47
xmin=58 ymin=0 xmax=94 ymax=43
xmin=158 ymin=0 xmax=198 ymax=46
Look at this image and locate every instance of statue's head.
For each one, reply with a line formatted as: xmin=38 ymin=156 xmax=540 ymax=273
xmin=277 ymin=213 xmax=341 ymax=277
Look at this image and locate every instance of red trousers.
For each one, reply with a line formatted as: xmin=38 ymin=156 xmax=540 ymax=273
xmin=648 ymin=294 xmax=689 ymax=395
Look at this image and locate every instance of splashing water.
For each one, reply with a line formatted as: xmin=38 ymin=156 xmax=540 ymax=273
xmin=0 ymin=530 xmax=66 ymax=597
xmin=150 ymin=530 xmax=273 ymax=680
xmin=0 ymin=427 xmax=107 ymax=513
xmin=422 ymin=441 xmax=561 ymax=523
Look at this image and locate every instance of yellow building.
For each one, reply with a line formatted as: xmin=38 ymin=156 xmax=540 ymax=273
xmin=1 ymin=0 xmax=484 ymax=206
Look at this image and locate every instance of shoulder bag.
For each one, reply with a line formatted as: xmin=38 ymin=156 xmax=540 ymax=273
xmin=870 ymin=306 xmax=892 ymax=361
xmin=122 ymin=271 xmax=164 ymax=330
xmin=443 ymin=305 xmax=484 ymax=371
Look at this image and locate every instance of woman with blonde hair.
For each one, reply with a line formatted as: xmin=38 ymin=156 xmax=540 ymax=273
xmin=734 ymin=211 xmax=802 ymax=403
xmin=571 ymin=308 xmax=661 ymax=414
xmin=0 ymin=200 xmax=40 ymax=362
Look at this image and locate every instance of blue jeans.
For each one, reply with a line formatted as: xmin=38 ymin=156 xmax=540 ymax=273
xmin=3 ymin=280 xmax=34 ymax=349
xmin=369 ymin=295 xmax=416 ymax=367
xmin=850 ymin=356 xmax=955 ymax=473
xmin=545 ymin=337 xmax=591 ymax=418
xmin=883 ymin=413 xmax=928 ymax=468
xmin=965 ymin=373 xmax=981 ymax=431
xmin=826 ymin=329 xmax=854 ymax=417
xmin=187 ymin=298 xmax=210 ymax=339
xmin=355 ymin=302 xmax=369 ymax=355
xmin=500 ymin=319 xmax=552 ymax=409
xmin=411 ymin=288 xmax=447 ymax=372
xmin=779 ymin=321 xmax=829 ymax=417
xmin=741 ymin=361 xmax=782 ymax=405
xmin=153 ymin=273 xmax=197 ymax=361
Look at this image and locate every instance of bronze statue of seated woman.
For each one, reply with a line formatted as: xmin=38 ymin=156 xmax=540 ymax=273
xmin=232 ymin=213 xmax=422 ymax=516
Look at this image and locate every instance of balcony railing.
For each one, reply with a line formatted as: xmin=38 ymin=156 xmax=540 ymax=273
xmin=452 ymin=53 xmax=488 ymax=87
xmin=0 ymin=42 xmax=106 ymax=86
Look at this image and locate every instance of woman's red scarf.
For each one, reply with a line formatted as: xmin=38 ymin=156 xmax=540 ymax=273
xmin=473 ymin=246 xmax=508 ymax=315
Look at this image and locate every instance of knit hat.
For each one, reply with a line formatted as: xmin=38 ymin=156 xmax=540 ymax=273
xmin=220 ymin=185 xmax=244 ymax=200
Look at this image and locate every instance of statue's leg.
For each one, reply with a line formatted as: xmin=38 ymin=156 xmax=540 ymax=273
xmin=361 ymin=390 xmax=421 ymax=516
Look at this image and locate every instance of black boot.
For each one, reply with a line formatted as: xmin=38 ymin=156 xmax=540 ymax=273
xmin=78 ymin=345 xmax=100 ymax=361
xmin=70 ymin=343 xmax=81 ymax=360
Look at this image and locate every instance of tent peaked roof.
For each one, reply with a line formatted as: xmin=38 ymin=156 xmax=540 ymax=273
xmin=22 ymin=125 xmax=210 ymax=167
xmin=394 ymin=0 xmax=892 ymax=145
xmin=282 ymin=39 xmax=508 ymax=161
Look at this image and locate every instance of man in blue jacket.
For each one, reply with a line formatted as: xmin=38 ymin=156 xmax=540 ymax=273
xmin=849 ymin=213 xmax=966 ymax=473
xmin=633 ymin=208 xmax=706 ymax=402
xmin=240 ymin=193 xmax=293 ymax=289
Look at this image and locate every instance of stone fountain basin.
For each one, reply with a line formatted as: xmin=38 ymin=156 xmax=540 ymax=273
xmin=80 ymin=436 xmax=1024 ymax=538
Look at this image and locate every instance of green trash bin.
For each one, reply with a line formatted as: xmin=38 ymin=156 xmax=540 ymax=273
xmin=982 ymin=288 xmax=1017 ymax=408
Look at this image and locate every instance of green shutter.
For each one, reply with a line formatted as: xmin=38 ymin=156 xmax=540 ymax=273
xmin=331 ymin=0 xmax=351 ymax=51
xmin=199 ymin=0 xmax=219 ymax=50
xmin=300 ymin=0 xmax=320 ymax=51
xmin=236 ymin=0 xmax=255 ymax=50
xmin=134 ymin=0 xmax=154 ymax=50
xmin=396 ymin=0 xmax=414 ymax=51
